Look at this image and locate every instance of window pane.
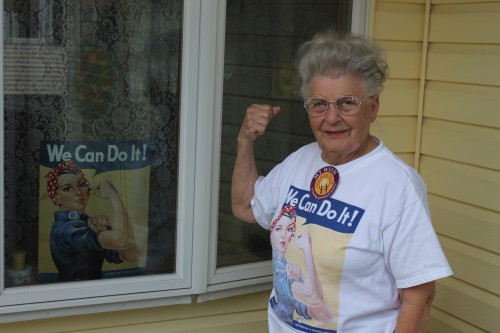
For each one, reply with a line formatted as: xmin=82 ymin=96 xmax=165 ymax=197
xmin=4 ymin=0 xmax=182 ymax=286
xmin=218 ymin=0 xmax=352 ymax=267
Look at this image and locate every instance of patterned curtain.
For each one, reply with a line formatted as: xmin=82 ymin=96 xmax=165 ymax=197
xmin=4 ymin=0 xmax=182 ymax=278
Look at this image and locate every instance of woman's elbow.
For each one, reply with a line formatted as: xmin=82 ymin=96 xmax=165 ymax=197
xmin=232 ymin=204 xmax=256 ymax=224
xmin=99 ymin=233 xmax=135 ymax=250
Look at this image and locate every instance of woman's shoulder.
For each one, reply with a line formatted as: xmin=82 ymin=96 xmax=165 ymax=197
xmin=375 ymin=145 xmax=427 ymax=194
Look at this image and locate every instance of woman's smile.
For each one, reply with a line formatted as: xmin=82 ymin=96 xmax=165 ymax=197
xmin=323 ymin=128 xmax=348 ymax=138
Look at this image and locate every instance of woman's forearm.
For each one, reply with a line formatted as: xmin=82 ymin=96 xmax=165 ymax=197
xmin=231 ymin=137 xmax=259 ymax=223
xmin=231 ymin=104 xmax=280 ymax=223
xmin=395 ymin=281 xmax=435 ymax=333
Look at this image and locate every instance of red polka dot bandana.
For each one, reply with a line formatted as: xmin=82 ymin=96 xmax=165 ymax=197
xmin=46 ymin=160 xmax=80 ymax=206
xmin=271 ymin=205 xmax=296 ymax=231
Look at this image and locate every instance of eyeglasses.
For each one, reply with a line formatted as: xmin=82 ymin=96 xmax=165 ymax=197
xmin=303 ymin=96 xmax=371 ymax=117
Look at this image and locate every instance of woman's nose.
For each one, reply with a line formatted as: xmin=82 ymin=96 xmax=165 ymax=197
xmin=324 ymin=103 xmax=341 ymax=123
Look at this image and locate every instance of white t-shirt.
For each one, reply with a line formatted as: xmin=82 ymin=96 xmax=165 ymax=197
xmin=251 ymin=139 xmax=453 ymax=333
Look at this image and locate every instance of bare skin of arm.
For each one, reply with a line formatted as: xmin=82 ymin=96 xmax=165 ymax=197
xmin=395 ymin=281 xmax=436 ymax=333
xmin=231 ymin=104 xmax=280 ymax=223
xmin=92 ymin=180 xmax=138 ymax=263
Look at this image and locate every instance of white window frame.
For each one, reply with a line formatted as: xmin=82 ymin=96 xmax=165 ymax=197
xmin=0 ymin=0 xmax=200 ymax=322
xmin=0 ymin=0 xmax=370 ymax=322
xmin=199 ymin=0 xmax=371 ymax=300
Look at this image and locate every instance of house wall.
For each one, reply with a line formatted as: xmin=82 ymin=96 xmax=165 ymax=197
xmin=0 ymin=291 xmax=270 ymax=332
xmin=2 ymin=1 xmax=499 ymax=332
xmin=372 ymin=0 xmax=500 ymax=332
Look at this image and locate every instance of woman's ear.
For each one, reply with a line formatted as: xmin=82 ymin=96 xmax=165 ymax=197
xmin=369 ymin=95 xmax=380 ymax=123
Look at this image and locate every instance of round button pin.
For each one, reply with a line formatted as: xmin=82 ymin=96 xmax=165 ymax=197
xmin=310 ymin=166 xmax=339 ymax=201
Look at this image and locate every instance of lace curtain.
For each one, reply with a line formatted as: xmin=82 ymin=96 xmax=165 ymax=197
xmin=4 ymin=0 xmax=181 ymax=279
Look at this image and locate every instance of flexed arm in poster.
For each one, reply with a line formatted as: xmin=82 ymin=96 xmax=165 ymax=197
xmin=92 ymin=180 xmax=138 ymax=263
xmin=290 ymin=231 xmax=333 ymax=324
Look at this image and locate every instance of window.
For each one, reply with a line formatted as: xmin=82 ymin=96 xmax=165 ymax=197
xmin=210 ymin=0 xmax=364 ymax=288
xmin=4 ymin=0 xmax=180 ymax=286
xmin=217 ymin=0 xmax=353 ymax=269
xmin=1 ymin=0 xmax=366 ymax=322
xmin=1 ymin=0 xmax=192 ymax=319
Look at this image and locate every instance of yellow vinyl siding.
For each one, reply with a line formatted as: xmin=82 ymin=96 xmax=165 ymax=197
xmin=429 ymin=195 xmax=500 ymax=254
xmin=427 ymin=43 xmax=500 ymax=86
xmin=424 ymin=82 xmax=500 ymax=128
xmin=374 ymin=3 xmax=425 ymax=41
xmin=430 ymin=2 xmax=500 ymax=44
xmin=381 ymin=79 xmax=420 ymax=116
xmin=0 ymin=291 xmax=270 ymax=333
xmin=73 ymin=311 xmax=268 ymax=333
xmin=439 ymin=237 xmax=500 ymax=295
xmin=395 ymin=152 xmax=415 ymax=166
xmin=419 ymin=156 xmax=499 ymax=216
xmin=430 ymin=307 xmax=487 ymax=333
xmin=434 ymin=278 xmax=500 ymax=332
xmin=420 ymin=118 xmax=500 ymax=170
xmin=433 ymin=0 xmax=499 ymax=3
xmin=373 ymin=1 xmax=425 ymax=160
xmin=373 ymin=0 xmax=500 ymax=332
xmin=392 ymin=0 xmax=426 ymax=3
xmin=380 ymin=41 xmax=423 ymax=79
xmin=371 ymin=117 xmax=417 ymax=152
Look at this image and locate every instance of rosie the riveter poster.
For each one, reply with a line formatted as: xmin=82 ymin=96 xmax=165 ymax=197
xmin=38 ymin=140 xmax=151 ymax=281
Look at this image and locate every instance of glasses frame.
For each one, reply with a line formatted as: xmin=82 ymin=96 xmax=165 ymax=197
xmin=303 ymin=96 xmax=372 ymax=117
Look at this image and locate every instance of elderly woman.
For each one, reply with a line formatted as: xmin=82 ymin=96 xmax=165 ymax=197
xmin=47 ymin=160 xmax=137 ymax=281
xmin=232 ymin=31 xmax=452 ymax=333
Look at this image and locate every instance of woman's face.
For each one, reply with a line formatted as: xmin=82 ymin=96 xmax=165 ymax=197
xmin=307 ymin=74 xmax=379 ymax=165
xmin=270 ymin=215 xmax=296 ymax=255
xmin=55 ymin=172 xmax=90 ymax=212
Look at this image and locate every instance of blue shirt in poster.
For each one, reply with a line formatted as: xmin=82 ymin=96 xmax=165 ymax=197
xmin=50 ymin=210 xmax=122 ymax=281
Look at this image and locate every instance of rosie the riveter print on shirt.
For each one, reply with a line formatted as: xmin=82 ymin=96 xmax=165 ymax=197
xmin=269 ymin=185 xmax=364 ymax=333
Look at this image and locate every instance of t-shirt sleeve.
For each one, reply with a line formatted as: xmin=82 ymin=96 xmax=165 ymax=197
xmin=250 ymin=144 xmax=313 ymax=230
xmin=251 ymin=161 xmax=287 ymax=230
xmin=59 ymin=221 xmax=103 ymax=251
xmin=251 ymin=176 xmax=278 ymax=230
xmin=383 ymin=197 xmax=453 ymax=289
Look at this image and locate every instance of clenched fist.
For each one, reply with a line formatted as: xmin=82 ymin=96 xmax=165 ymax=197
xmin=238 ymin=104 xmax=280 ymax=143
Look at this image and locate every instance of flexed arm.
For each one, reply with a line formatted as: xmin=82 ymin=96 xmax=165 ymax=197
xmin=92 ymin=180 xmax=137 ymax=263
xmin=231 ymin=104 xmax=280 ymax=223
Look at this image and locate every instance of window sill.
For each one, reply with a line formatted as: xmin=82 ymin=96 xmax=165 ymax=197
xmin=0 ymin=291 xmax=192 ymax=324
